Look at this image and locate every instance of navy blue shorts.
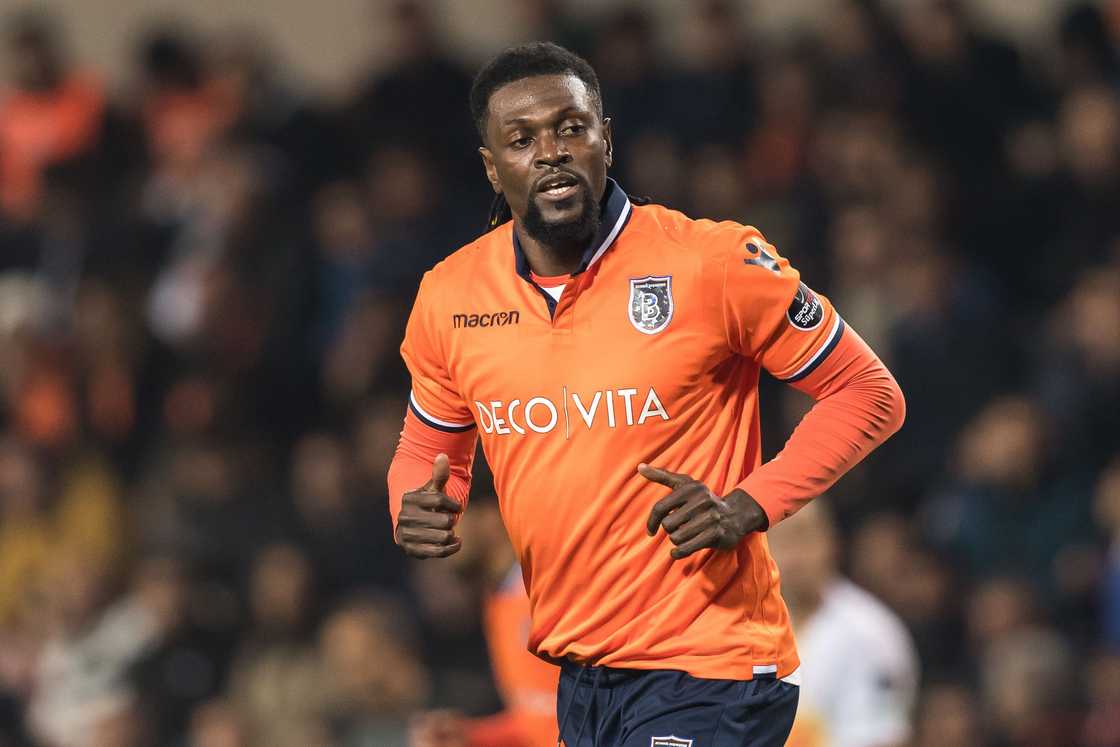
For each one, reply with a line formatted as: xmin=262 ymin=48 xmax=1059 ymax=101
xmin=556 ymin=662 xmax=799 ymax=746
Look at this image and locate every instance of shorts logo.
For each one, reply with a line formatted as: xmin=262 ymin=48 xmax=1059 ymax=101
xmin=629 ymin=275 xmax=673 ymax=335
xmin=787 ymin=282 xmax=824 ymax=331
xmin=651 ymin=737 xmax=693 ymax=747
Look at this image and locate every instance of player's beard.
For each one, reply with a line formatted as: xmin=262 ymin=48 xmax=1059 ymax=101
xmin=522 ymin=177 xmax=601 ymax=256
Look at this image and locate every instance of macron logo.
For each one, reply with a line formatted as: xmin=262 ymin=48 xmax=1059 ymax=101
xmin=452 ymin=310 xmax=519 ymax=329
xmin=474 ymin=387 xmax=669 ymax=438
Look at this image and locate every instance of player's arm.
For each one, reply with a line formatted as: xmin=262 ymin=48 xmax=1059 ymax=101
xmin=642 ymin=327 xmax=903 ymax=552
xmin=389 ymin=410 xmax=476 ymax=557
xmin=643 ymin=231 xmax=903 ymax=556
xmin=390 ymin=272 xmax=479 ymax=558
xmin=723 ymin=233 xmax=904 ymax=528
xmin=737 ymin=323 xmax=904 ymax=527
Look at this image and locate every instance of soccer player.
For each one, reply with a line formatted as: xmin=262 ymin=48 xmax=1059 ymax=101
xmin=769 ymin=501 xmax=919 ymax=747
xmin=388 ymin=42 xmax=905 ymax=746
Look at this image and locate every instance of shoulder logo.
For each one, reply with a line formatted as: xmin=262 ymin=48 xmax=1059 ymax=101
xmin=452 ymin=310 xmax=519 ymax=329
xmin=787 ymin=282 xmax=824 ymax=331
xmin=651 ymin=737 xmax=693 ymax=747
xmin=744 ymin=241 xmax=781 ymax=275
xmin=629 ymin=275 xmax=673 ymax=335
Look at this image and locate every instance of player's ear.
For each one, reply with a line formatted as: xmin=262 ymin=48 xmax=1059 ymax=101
xmin=479 ymin=146 xmax=502 ymax=194
xmin=602 ymin=116 xmax=613 ymax=168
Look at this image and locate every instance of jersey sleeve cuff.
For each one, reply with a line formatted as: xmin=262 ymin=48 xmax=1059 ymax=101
xmin=737 ymin=473 xmax=793 ymax=529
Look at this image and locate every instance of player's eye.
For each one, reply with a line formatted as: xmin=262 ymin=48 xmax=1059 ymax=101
xmin=510 ymin=136 xmax=532 ymax=149
xmin=560 ymin=124 xmax=586 ymax=136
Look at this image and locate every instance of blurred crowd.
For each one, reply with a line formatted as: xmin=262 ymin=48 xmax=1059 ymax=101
xmin=0 ymin=0 xmax=1118 ymax=745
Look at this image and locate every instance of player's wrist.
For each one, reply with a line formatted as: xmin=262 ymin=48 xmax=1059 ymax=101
xmin=724 ymin=489 xmax=770 ymax=534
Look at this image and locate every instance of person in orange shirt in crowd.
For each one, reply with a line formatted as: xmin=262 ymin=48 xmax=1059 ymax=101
xmin=410 ymin=501 xmax=557 ymax=747
xmin=388 ymin=42 xmax=904 ymax=746
xmin=0 ymin=14 xmax=104 ymax=222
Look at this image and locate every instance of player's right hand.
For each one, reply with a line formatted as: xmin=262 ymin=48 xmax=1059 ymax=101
xmin=396 ymin=453 xmax=464 ymax=559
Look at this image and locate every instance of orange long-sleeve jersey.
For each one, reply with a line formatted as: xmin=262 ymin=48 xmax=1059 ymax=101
xmin=389 ymin=179 xmax=904 ymax=681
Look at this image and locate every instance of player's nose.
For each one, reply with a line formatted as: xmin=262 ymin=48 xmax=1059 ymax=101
xmin=534 ymin=132 xmax=572 ymax=168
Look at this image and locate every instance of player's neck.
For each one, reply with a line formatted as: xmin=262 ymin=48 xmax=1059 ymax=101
xmin=514 ymin=223 xmax=590 ymax=277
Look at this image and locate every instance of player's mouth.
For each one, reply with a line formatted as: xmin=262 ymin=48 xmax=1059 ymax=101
xmin=535 ymin=171 xmax=582 ymax=202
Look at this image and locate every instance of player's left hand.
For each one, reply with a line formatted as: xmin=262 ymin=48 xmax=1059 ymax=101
xmin=639 ymin=464 xmax=768 ymax=560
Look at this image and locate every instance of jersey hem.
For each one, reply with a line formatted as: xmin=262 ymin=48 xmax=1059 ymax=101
xmin=547 ymin=651 xmax=801 ymax=683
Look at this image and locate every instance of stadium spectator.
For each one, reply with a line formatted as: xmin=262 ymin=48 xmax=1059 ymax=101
xmin=1096 ymin=456 xmax=1120 ymax=649
xmin=770 ymin=501 xmax=919 ymax=747
xmin=912 ymin=683 xmax=982 ymax=747
xmin=980 ymin=626 xmax=1080 ymax=747
xmin=126 ymin=555 xmax=228 ymax=745
xmin=288 ymin=430 xmax=402 ymax=601
xmin=0 ymin=12 xmax=105 ymax=224
xmin=1083 ymin=652 xmax=1120 ymax=747
xmin=188 ymin=698 xmax=250 ymax=747
xmin=920 ymin=395 xmax=1096 ymax=598
xmin=588 ymin=7 xmax=666 ymax=164
xmin=26 ymin=548 xmax=148 ymax=746
xmin=317 ymin=597 xmax=429 ymax=745
xmin=344 ymin=0 xmax=474 ymax=181
xmin=227 ymin=544 xmax=322 ymax=747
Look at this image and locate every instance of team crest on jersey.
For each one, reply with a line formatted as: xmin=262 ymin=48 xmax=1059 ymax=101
xmin=629 ymin=275 xmax=674 ymax=335
xmin=651 ymin=737 xmax=693 ymax=747
xmin=787 ymin=282 xmax=824 ymax=331
xmin=744 ymin=241 xmax=782 ymax=275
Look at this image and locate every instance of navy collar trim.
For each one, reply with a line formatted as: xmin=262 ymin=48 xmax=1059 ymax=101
xmin=512 ymin=177 xmax=633 ymax=281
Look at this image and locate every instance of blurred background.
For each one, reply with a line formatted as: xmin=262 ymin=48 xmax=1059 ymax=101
xmin=0 ymin=0 xmax=1118 ymax=745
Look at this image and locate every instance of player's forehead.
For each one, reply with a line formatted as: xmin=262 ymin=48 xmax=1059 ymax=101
xmin=487 ymin=73 xmax=596 ymax=130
